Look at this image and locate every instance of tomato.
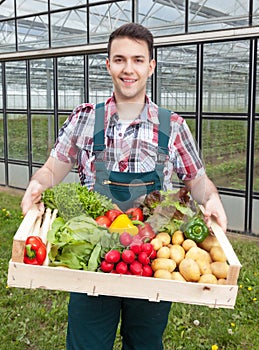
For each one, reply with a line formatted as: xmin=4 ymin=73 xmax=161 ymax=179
xmin=104 ymin=250 xmax=121 ymax=263
xmin=105 ymin=209 xmax=122 ymax=222
xmin=95 ymin=215 xmax=112 ymax=227
xmin=125 ymin=207 xmax=144 ymax=221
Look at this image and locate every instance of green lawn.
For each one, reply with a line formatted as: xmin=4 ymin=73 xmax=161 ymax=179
xmin=0 ymin=190 xmax=258 ymax=350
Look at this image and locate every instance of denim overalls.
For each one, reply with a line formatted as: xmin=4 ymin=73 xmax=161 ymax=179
xmin=66 ymin=103 xmax=172 ymax=350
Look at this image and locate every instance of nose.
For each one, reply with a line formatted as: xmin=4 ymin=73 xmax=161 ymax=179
xmin=123 ymin=59 xmax=134 ymax=74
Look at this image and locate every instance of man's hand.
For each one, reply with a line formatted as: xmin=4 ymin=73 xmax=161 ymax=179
xmin=202 ymin=194 xmax=228 ymax=233
xmin=21 ymin=180 xmax=44 ymax=216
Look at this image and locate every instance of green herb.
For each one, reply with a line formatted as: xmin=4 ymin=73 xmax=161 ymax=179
xmin=42 ymin=183 xmax=114 ymax=221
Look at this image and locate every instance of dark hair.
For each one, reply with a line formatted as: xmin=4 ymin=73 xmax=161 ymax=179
xmin=107 ymin=23 xmax=154 ymax=60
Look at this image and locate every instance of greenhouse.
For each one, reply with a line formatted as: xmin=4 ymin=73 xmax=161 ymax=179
xmin=0 ymin=0 xmax=259 ymax=236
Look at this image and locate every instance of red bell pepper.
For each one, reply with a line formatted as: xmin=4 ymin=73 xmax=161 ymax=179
xmin=23 ymin=236 xmax=47 ymax=265
xmin=125 ymin=207 xmax=144 ymax=221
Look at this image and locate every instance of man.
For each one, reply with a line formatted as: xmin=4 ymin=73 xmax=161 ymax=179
xmin=21 ymin=23 xmax=227 ymax=350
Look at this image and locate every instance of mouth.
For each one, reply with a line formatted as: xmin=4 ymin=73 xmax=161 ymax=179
xmin=121 ymin=78 xmax=137 ymax=84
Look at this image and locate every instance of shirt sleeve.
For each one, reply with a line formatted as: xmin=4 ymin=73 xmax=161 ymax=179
xmin=169 ymin=114 xmax=205 ymax=181
xmin=50 ymin=103 xmax=94 ymax=164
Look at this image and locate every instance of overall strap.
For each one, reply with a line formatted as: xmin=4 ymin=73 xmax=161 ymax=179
xmin=93 ymin=102 xmax=105 ymax=152
xmin=158 ymin=107 xmax=171 ymax=154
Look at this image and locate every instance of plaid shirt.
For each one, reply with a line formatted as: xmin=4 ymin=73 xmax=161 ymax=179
xmin=51 ymin=94 xmax=204 ymax=189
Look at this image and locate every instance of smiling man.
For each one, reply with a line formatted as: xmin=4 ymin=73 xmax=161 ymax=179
xmin=21 ymin=23 xmax=227 ymax=350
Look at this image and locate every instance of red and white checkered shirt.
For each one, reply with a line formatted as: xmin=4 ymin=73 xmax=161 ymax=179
xmin=51 ymin=94 xmax=205 ymax=189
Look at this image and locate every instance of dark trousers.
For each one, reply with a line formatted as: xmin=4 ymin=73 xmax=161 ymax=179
xmin=66 ymin=293 xmax=171 ymax=350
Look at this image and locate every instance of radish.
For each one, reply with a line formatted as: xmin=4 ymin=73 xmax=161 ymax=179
xmin=100 ymin=260 xmax=114 ymax=272
xmin=138 ymin=251 xmax=150 ymax=265
xmin=121 ymin=249 xmax=135 ymax=264
xmin=142 ymin=265 xmax=153 ymax=277
xmin=119 ymin=232 xmax=133 ymax=247
xmin=105 ymin=250 xmax=121 ymax=263
xmin=116 ymin=261 xmax=128 ymax=274
xmin=129 ymin=260 xmax=143 ymax=275
xmin=141 ymin=243 xmax=154 ymax=256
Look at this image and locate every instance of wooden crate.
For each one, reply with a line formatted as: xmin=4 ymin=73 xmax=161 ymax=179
xmin=7 ymin=205 xmax=242 ymax=309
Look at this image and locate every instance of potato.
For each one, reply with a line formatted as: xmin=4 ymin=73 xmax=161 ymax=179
xmin=185 ymin=246 xmax=212 ymax=263
xmin=169 ymin=244 xmax=185 ymax=265
xmin=171 ymin=271 xmax=186 ymax=282
xmin=156 ymin=232 xmax=171 ymax=246
xmin=210 ymin=262 xmax=229 ymax=279
xmin=182 ymin=239 xmax=197 ymax=252
xmin=157 ymin=246 xmax=170 ymax=259
xmin=198 ymin=274 xmax=218 ymax=284
xmin=171 ymin=230 xmax=185 ymax=245
xmin=179 ymin=258 xmax=201 ymax=282
xmin=210 ymin=246 xmax=227 ymax=262
xmin=150 ymin=238 xmax=163 ymax=251
xmin=154 ymin=269 xmax=172 ymax=280
xmin=151 ymin=258 xmax=176 ymax=272
xmin=198 ymin=235 xmax=220 ymax=252
xmin=196 ymin=258 xmax=212 ymax=275
xmin=217 ymin=278 xmax=227 ymax=285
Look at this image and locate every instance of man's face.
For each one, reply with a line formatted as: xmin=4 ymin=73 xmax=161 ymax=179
xmin=106 ymin=37 xmax=156 ymax=103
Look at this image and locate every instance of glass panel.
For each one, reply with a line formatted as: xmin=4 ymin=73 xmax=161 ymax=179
xmin=6 ymin=61 xmax=27 ymax=109
xmin=58 ymin=114 xmax=69 ymax=129
xmin=188 ymin=0 xmax=249 ymax=32
xmin=253 ymin=0 xmax=259 ymax=25
xmin=58 ymin=56 xmax=85 ymax=110
xmin=16 ymin=0 xmax=48 ymax=16
xmin=7 ymin=113 xmax=28 ymax=160
xmin=88 ymin=53 xmax=113 ymax=104
xmin=0 ymin=67 xmax=2 ymax=109
xmin=254 ymin=121 xmax=259 ymax=192
xmin=137 ymin=0 xmax=185 ymax=36
xmin=89 ymin=1 xmax=132 ymax=44
xmin=156 ymin=46 xmax=197 ymax=112
xmin=50 ymin=0 xmax=87 ymax=10
xmin=32 ymin=114 xmax=54 ymax=163
xmin=51 ymin=8 xmax=87 ymax=48
xmin=0 ymin=20 xmax=16 ymax=53
xmin=17 ymin=15 xmax=49 ymax=51
xmin=30 ymin=59 xmax=54 ymax=110
xmin=202 ymin=119 xmax=247 ymax=190
xmin=203 ymin=41 xmax=249 ymax=113
xmin=0 ymin=113 xmax=3 ymax=157
xmin=0 ymin=0 xmax=15 ymax=18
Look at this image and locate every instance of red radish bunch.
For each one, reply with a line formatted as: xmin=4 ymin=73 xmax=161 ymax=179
xmin=100 ymin=243 xmax=157 ymax=277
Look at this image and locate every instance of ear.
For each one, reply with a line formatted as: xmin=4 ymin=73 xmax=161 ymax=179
xmin=148 ymin=59 xmax=156 ymax=77
xmin=106 ymin=57 xmax=111 ymax=75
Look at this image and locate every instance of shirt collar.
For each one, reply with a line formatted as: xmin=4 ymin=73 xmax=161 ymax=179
xmin=105 ymin=93 xmax=159 ymax=126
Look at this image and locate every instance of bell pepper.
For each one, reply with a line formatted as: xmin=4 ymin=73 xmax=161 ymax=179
xmin=109 ymin=214 xmax=139 ymax=236
xmin=182 ymin=216 xmax=209 ymax=243
xmin=23 ymin=236 xmax=47 ymax=265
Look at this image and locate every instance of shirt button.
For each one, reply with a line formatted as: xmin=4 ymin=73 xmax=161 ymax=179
xmin=119 ymin=133 xmax=122 ymax=137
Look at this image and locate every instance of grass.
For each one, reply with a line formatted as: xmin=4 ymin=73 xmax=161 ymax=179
xmin=0 ymin=190 xmax=258 ymax=350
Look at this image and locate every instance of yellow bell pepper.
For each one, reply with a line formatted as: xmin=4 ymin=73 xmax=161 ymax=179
xmin=109 ymin=214 xmax=139 ymax=236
